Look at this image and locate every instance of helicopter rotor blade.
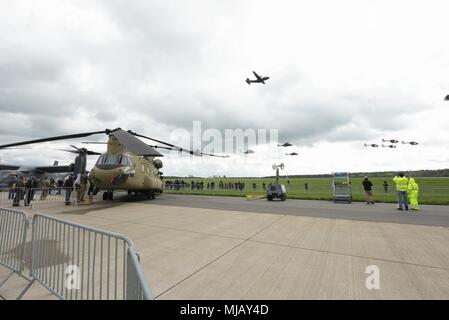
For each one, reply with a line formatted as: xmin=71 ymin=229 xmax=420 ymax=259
xmin=56 ymin=148 xmax=101 ymax=156
xmin=82 ymin=142 xmax=108 ymax=144
xmin=70 ymin=145 xmax=82 ymax=152
xmin=131 ymin=131 xmax=229 ymax=158
xmin=0 ymin=130 xmax=111 ymax=149
xmin=56 ymin=149 xmax=79 ymax=154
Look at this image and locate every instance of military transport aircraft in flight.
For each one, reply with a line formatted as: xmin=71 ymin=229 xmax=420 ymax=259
xmin=246 ymin=71 xmax=270 ymax=85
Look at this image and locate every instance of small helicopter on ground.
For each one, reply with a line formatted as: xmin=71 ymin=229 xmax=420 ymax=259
xmin=401 ymin=141 xmax=419 ymax=145
xmin=382 ymin=144 xmax=397 ymax=148
xmin=364 ymin=144 xmax=379 ymax=148
xmin=0 ymin=128 xmax=228 ymax=201
xmin=246 ymin=71 xmax=270 ymax=85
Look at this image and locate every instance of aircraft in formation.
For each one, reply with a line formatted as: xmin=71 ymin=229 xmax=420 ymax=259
xmin=365 ymin=139 xmax=418 ymax=149
xmin=0 ymin=128 xmax=228 ymax=200
xmin=364 ymin=144 xmax=379 ymax=148
xmin=382 ymin=139 xmax=399 ymax=144
xmin=285 ymin=152 xmax=298 ymax=156
xmin=278 ymin=143 xmax=293 ymax=147
xmin=246 ymin=71 xmax=270 ymax=85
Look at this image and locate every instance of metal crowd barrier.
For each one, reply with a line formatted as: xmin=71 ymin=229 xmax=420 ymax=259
xmin=0 ymin=208 xmax=29 ymax=289
xmin=0 ymin=208 xmax=151 ymax=300
xmin=19 ymin=213 xmax=152 ymax=300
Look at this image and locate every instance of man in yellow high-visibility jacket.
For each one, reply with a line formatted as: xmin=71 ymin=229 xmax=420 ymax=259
xmin=407 ymin=177 xmax=419 ymax=211
xmin=393 ymin=172 xmax=409 ymax=211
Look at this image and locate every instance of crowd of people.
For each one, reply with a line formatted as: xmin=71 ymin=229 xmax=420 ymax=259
xmin=164 ymin=180 xmax=268 ymax=192
xmin=6 ymin=172 xmax=93 ymax=207
xmin=5 ymin=173 xmax=421 ymax=211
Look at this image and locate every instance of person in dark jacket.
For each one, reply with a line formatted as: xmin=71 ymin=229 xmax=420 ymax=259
xmin=362 ymin=176 xmax=374 ymax=204
xmin=382 ymin=181 xmax=389 ymax=193
xmin=25 ymin=177 xmax=33 ymax=206
xmin=13 ymin=176 xmax=26 ymax=207
xmin=64 ymin=175 xmax=74 ymax=205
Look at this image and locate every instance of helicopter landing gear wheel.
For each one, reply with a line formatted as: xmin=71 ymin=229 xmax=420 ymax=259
xmin=103 ymin=191 xmax=113 ymax=201
xmin=145 ymin=191 xmax=155 ymax=200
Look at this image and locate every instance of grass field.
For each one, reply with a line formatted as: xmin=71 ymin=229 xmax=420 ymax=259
xmin=164 ymin=177 xmax=449 ymax=205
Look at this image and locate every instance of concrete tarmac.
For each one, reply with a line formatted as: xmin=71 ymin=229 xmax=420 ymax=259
xmin=1 ymin=194 xmax=449 ymax=299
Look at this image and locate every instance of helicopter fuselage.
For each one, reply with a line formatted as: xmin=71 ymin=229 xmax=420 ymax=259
xmin=90 ymin=152 xmax=162 ymax=192
xmin=89 ymin=134 xmax=163 ymax=196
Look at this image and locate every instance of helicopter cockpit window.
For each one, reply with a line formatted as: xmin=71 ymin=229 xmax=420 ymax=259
xmin=97 ymin=154 xmax=131 ymax=166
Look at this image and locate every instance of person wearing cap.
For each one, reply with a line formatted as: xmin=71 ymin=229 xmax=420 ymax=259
xmin=362 ymin=176 xmax=374 ymax=204
xmin=393 ymin=172 xmax=409 ymax=211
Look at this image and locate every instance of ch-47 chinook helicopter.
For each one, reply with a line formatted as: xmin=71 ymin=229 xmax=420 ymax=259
xmin=0 ymin=128 xmax=228 ymax=201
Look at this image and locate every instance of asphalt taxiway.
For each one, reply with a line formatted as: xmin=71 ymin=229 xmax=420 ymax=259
xmin=145 ymin=194 xmax=449 ymax=227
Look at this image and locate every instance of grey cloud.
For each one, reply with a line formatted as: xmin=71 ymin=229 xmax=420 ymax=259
xmin=0 ymin=1 xmax=438 ymax=155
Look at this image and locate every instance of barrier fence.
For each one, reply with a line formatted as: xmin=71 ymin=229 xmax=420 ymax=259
xmin=0 ymin=208 xmax=29 ymax=289
xmin=0 ymin=209 xmax=152 ymax=300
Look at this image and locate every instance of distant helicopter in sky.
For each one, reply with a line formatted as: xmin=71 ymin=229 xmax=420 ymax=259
xmin=382 ymin=139 xmax=399 ymax=144
xmin=278 ymin=143 xmax=293 ymax=147
xmin=382 ymin=144 xmax=397 ymax=148
xmin=364 ymin=144 xmax=379 ymax=148
xmin=444 ymin=94 xmax=449 ymax=101
xmin=285 ymin=152 xmax=298 ymax=156
xmin=402 ymin=141 xmax=419 ymax=145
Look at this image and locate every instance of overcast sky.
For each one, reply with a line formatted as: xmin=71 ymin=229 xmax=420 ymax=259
xmin=1 ymin=0 xmax=449 ymax=177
